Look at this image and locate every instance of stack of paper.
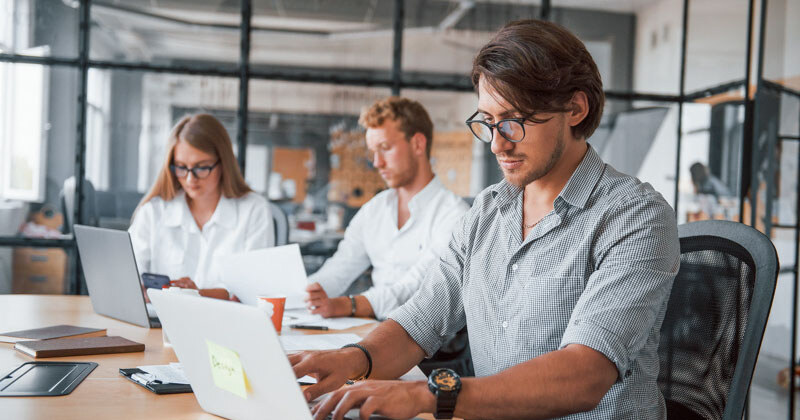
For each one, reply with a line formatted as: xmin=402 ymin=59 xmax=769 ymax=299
xmin=279 ymin=333 xmax=363 ymax=352
xmin=282 ymin=309 xmax=377 ymax=330
xmin=138 ymin=362 xmax=190 ymax=385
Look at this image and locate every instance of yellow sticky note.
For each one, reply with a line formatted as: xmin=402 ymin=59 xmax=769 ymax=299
xmin=206 ymin=339 xmax=248 ymax=399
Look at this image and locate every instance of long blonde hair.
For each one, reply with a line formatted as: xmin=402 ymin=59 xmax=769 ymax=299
xmin=137 ymin=113 xmax=252 ymax=211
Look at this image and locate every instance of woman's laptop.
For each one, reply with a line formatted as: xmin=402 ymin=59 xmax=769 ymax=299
xmin=73 ymin=224 xmax=160 ymax=328
xmin=147 ymin=289 xmax=421 ymax=420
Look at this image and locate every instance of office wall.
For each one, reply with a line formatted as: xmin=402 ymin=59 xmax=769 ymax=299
xmin=634 ymin=0 xmax=750 ymax=94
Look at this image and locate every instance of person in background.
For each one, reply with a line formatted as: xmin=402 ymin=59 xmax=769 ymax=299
xmin=292 ymin=20 xmax=679 ymax=420
xmin=304 ymin=97 xmax=469 ymax=321
xmin=689 ymin=162 xmax=732 ymax=199
xmin=130 ymin=113 xmax=273 ymax=300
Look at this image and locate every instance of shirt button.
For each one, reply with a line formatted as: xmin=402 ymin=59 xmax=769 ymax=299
xmin=511 ymin=263 xmax=518 ymax=271
xmin=502 ymin=321 xmax=508 ymax=328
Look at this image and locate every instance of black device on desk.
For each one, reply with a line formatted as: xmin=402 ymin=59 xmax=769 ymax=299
xmin=120 ymin=368 xmax=192 ymax=394
xmin=141 ymin=273 xmax=171 ymax=290
xmin=0 ymin=361 xmax=97 ymax=397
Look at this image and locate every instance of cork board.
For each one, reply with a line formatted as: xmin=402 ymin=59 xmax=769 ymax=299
xmin=272 ymin=147 xmax=313 ymax=203
xmin=328 ymin=129 xmax=474 ymax=207
xmin=328 ymin=130 xmax=385 ymax=208
xmin=430 ymin=131 xmax=473 ymax=197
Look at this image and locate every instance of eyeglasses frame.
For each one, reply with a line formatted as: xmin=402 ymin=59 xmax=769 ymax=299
xmin=169 ymin=160 xmax=220 ymax=179
xmin=465 ymin=110 xmax=554 ymax=144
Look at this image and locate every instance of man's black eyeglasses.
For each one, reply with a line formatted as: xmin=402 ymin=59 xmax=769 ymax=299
xmin=170 ymin=161 xmax=219 ymax=179
xmin=465 ymin=111 xmax=552 ymax=143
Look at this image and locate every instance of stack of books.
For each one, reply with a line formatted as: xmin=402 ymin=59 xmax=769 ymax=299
xmin=0 ymin=324 xmax=144 ymax=358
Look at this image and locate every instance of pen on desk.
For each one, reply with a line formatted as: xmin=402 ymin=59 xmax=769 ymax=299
xmin=131 ymin=372 xmax=152 ymax=386
xmin=291 ymin=324 xmax=329 ymax=331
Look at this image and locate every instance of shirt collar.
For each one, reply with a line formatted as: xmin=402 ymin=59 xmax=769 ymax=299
xmin=205 ymin=194 xmax=237 ymax=229
xmin=407 ymin=176 xmax=444 ymax=214
xmin=557 ymin=145 xmax=604 ymax=209
xmin=490 ymin=145 xmax=604 ymax=210
xmin=163 ymin=190 xmax=237 ymax=229
xmin=164 ymin=191 xmax=187 ymax=227
xmin=490 ymin=179 xmax=523 ymax=209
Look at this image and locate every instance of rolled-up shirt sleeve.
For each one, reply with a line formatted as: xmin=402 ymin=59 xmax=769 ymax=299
xmin=559 ymin=191 xmax=680 ymax=379
xmin=388 ymin=206 xmax=472 ymax=357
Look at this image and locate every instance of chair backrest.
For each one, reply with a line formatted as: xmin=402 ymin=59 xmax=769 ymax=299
xmin=60 ymin=177 xmax=97 ymax=233
xmin=269 ymin=201 xmax=289 ymax=246
xmin=658 ymin=220 xmax=778 ymax=420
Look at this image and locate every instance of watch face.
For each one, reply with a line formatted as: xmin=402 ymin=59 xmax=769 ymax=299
xmin=432 ymin=369 xmax=460 ymax=392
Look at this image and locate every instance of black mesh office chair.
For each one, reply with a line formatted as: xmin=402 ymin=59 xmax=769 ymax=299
xmin=658 ymin=220 xmax=778 ymax=420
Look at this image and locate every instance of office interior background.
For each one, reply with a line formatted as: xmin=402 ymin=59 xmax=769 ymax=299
xmin=0 ymin=0 xmax=798 ymax=417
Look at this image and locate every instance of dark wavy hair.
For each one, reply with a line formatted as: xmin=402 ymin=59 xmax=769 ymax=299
xmin=471 ymin=19 xmax=605 ymax=140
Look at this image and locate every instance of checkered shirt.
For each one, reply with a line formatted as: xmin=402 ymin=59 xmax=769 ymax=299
xmin=389 ymin=146 xmax=680 ymax=419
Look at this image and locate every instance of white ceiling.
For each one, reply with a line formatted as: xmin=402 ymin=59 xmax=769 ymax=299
xmin=475 ymin=0 xmax=661 ymax=14
xmin=90 ymin=0 xmax=662 ymax=65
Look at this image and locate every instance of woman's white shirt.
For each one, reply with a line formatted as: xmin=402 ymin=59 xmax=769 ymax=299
xmin=128 ymin=191 xmax=273 ymax=290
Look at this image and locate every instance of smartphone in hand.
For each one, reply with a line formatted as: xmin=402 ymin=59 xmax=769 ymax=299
xmin=141 ymin=272 xmax=171 ymax=289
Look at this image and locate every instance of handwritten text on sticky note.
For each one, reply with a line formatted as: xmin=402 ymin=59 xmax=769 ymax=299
xmin=206 ymin=339 xmax=247 ymax=399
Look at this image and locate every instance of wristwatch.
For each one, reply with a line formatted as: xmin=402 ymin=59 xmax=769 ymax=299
xmin=427 ymin=368 xmax=461 ymax=419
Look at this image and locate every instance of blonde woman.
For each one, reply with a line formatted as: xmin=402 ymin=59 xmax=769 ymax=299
xmin=129 ymin=114 xmax=273 ymax=300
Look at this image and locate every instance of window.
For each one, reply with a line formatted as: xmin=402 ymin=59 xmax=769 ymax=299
xmin=0 ymin=48 xmax=50 ymax=202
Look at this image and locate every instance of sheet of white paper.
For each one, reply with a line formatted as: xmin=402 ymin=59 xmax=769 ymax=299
xmin=138 ymin=363 xmax=191 ymax=384
xmin=285 ymin=315 xmax=377 ymax=330
xmin=279 ymin=333 xmax=363 ymax=352
xmin=297 ymin=375 xmax=317 ymax=384
xmin=399 ymin=366 xmax=427 ymax=382
xmin=282 ymin=309 xmax=378 ymax=330
xmin=220 ymin=244 xmax=308 ymax=309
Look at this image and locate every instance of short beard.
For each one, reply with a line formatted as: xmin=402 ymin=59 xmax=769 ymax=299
xmin=502 ymin=125 xmax=565 ymax=187
xmin=385 ymin=155 xmax=418 ymax=189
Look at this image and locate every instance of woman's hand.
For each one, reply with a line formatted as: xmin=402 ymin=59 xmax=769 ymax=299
xmin=169 ymin=277 xmax=198 ymax=289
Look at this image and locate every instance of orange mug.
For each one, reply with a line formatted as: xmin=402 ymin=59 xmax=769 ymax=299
xmin=256 ymin=295 xmax=286 ymax=333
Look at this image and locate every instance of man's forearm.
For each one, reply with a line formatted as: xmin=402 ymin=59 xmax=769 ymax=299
xmin=454 ymin=344 xmax=617 ymax=420
xmin=328 ymin=295 xmax=376 ymax=318
xmin=354 ymin=295 xmax=375 ymax=318
xmin=359 ymin=319 xmax=427 ymax=380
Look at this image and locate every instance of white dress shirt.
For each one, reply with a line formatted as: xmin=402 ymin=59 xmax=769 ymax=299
xmin=129 ymin=191 xmax=273 ymax=290
xmin=309 ymin=176 xmax=469 ymax=319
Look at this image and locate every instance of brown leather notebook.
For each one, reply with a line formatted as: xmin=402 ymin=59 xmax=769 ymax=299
xmin=14 ymin=336 xmax=145 ymax=358
xmin=0 ymin=325 xmax=107 ymax=343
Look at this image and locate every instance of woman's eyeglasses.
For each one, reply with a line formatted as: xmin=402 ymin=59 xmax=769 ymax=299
xmin=170 ymin=161 xmax=219 ymax=179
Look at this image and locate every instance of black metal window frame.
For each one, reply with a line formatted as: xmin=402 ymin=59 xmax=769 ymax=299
xmin=1 ymin=2 xmax=797 ymax=417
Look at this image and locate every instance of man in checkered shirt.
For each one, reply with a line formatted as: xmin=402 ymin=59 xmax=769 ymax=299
xmin=292 ymin=19 xmax=680 ymax=420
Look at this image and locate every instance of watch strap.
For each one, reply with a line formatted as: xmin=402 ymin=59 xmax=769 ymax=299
xmin=434 ymin=389 xmax=457 ymax=419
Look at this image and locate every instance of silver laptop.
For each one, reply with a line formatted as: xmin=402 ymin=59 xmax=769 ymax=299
xmin=147 ymin=288 xmax=418 ymax=420
xmin=74 ymin=224 xmax=160 ymax=328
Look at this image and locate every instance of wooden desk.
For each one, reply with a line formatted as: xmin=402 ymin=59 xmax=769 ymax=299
xmin=0 ymin=295 xmax=430 ymax=419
